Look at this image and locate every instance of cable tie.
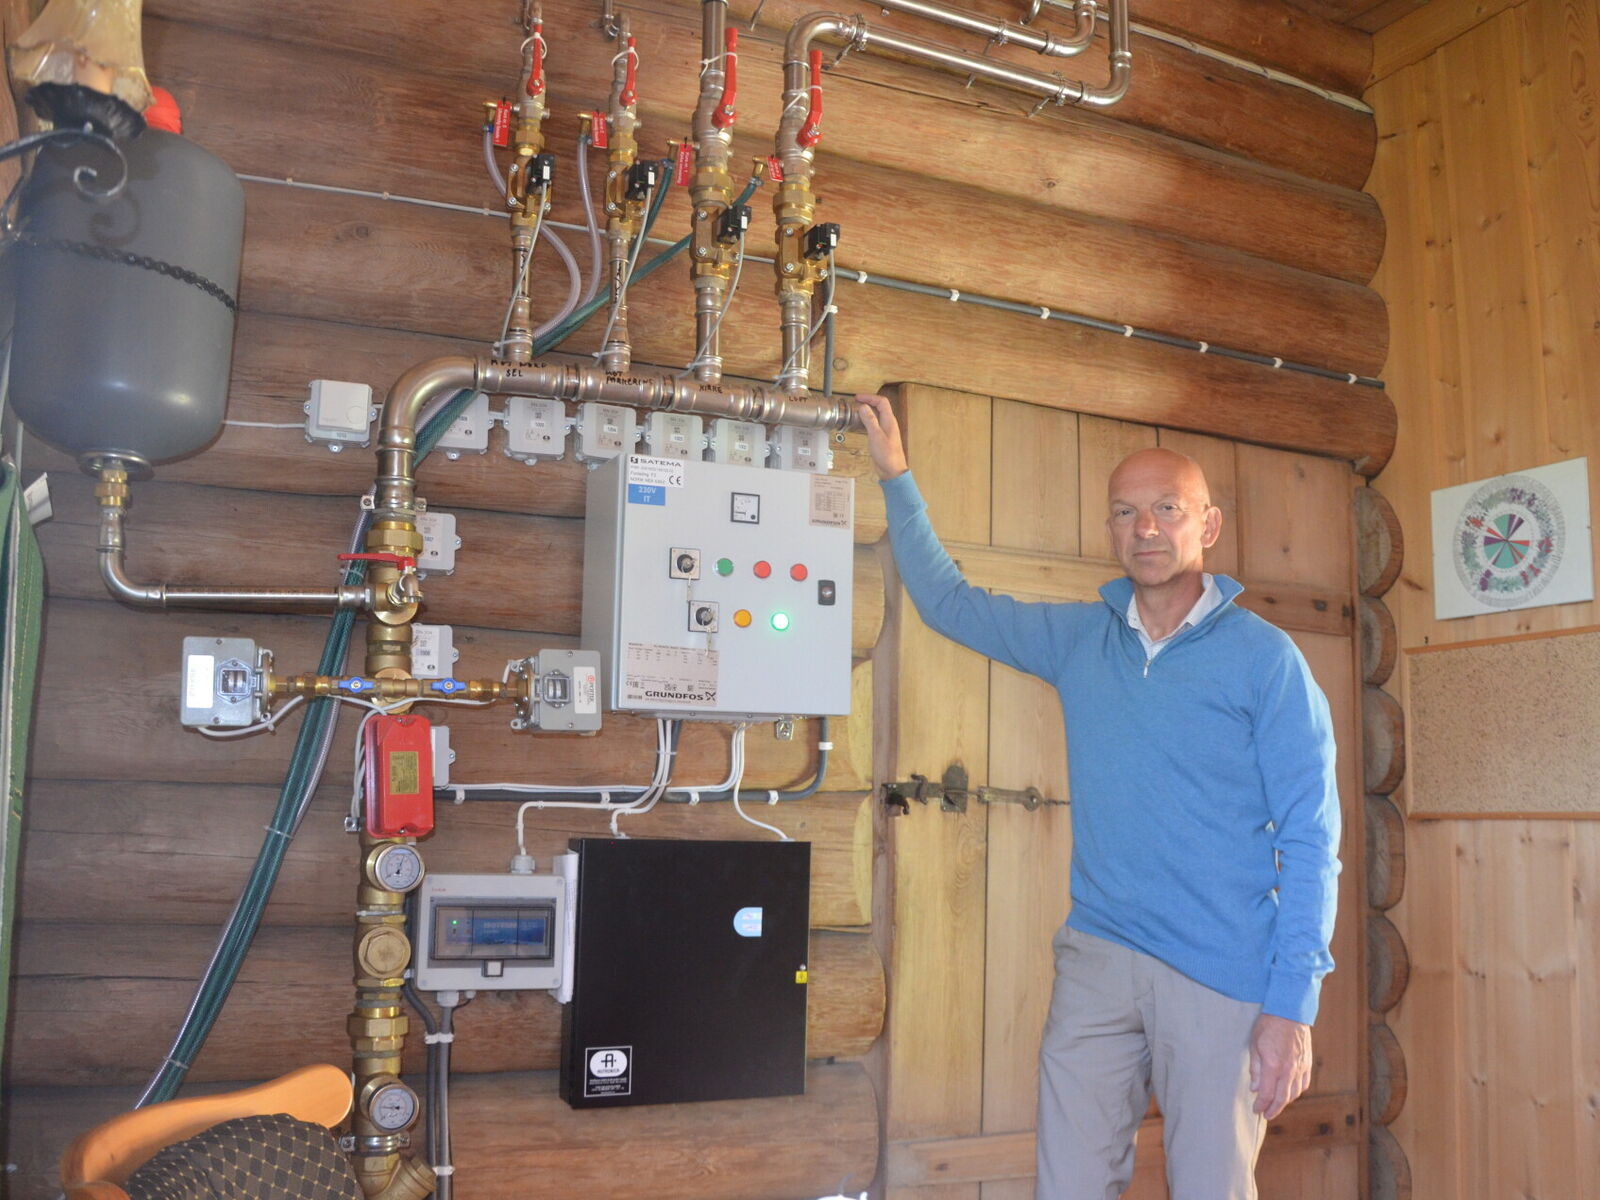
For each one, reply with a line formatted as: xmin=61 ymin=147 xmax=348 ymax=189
xmin=817 ymin=741 xmax=834 ymax=751
xmin=162 ymin=1053 xmax=193 ymax=1071
xmin=822 ymin=304 xmax=838 ymax=316
xmin=601 ymin=791 xmax=613 ymax=805
xmin=948 ymin=288 xmax=960 ymax=302
xmin=1123 ymin=325 xmax=1135 ymax=337
xmin=610 ymin=46 xmax=637 ymax=67
xmin=433 ymin=1167 xmax=456 ymax=1178
xmin=1348 ymin=373 xmax=1359 ymax=384
xmin=767 ymin=790 xmax=780 ymax=805
xmin=1198 ymin=341 xmax=1209 ymax=353
xmin=688 ymin=790 xmax=702 ymax=805
xmin=856 ymin=271 xmax=869 ymax=284
xmin=1038 ymin=306 xmax=1051 ymax=319
xmin=263 ymin=825 xmax=292 ymax=841
xmin=423 ymin=1031 xmax=456 ymax=1045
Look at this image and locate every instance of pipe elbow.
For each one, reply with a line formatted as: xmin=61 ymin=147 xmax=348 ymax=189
xmin=1078 ymin=55 xmax=1130 ymax=107
xmin=97 ymin=549 xmax=164 ymax=607
xmin=380 ymin=357 xmax=481 ymax=447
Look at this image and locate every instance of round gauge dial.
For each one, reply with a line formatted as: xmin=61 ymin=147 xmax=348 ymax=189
xmin=369 ymin=1081 xmax=419 ymax=1132
xmin=371 ymin=843 xmax=424 ymax=892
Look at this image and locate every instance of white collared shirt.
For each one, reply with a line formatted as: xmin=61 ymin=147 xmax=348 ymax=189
xmin=1126 ymin=573 xmax=1222 ymax=662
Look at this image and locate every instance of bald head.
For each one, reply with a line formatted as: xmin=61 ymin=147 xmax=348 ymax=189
xmin=1107 ymin=447 xmax=1211 ymax=510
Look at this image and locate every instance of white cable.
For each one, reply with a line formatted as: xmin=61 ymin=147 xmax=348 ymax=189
xmin=576 ymin=133 xmax=604 ymax=307
xmin=774 ymin=253 xmax=836 ymax=383
xmin=197 ymin=695 xmax=307 ymax=739
xmin=729 ymin=727 xmax=790 ymax=840
xmin=682 ymin=233 xmax=746 ymax=375
xmin=482 ymin=126 xmax=508 ymax=197
xmin=494 ymin=185 xmax=547 ymax=352
xmin=223 ymin=420 xmax=303 ymax=430
xmin=592 ymin=182 xmax=656 ymax=359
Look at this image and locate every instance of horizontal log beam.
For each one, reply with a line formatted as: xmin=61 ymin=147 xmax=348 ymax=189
xmin=8 ymin=923 xmax=883 ymax=1086
xmin=17 ymin=780 xmax=872 ymax=930
xmin=149 ymin=0 xmax=1374 ymax=190
xmin=4 ymin=1063 xmax=880 ymax=1200
xmin=216 ymin=188 xmax=1395 ymax=470
xmin=1127 ymin=0 xmax=1372 ymax=95
xmin=142 ymin=16 xmax=1382 ymax=285
xmin=27 ymin=599 xmax=875 ymax=792
xmin=885 ymin=1090 xmax=1359 ymax=1185
xmin=945 ymin=542 xmax=1355 ymax=638
xmin=229 ymin=173 xmax=1384 ymax=384
xmin=36 ymin=475 xmax=887 ymax=658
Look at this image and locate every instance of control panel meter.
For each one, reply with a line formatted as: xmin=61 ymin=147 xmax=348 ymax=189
xmin=582 ymin=454 xmax=854 ymax=720
xmin=414 ymin=872 xmax=567 ymax=992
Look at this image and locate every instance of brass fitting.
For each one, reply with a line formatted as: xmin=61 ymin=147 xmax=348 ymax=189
xmin=355 ymin=1155 xmax=435 ymax=1200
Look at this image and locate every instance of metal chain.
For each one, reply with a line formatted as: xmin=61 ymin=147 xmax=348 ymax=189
xmin=6 ymin=229 xmax=239 ymax=313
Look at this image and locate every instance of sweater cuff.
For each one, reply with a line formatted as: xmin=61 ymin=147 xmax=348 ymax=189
xmin=1262 ymin=969 xmax=1321 ymax=1026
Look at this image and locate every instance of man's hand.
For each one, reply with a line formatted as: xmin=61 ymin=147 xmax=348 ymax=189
xmin=1248 ymin=1014 xmax=1313 ymax=1120
xmin=854 ymin=393 xmax=909 ymax=480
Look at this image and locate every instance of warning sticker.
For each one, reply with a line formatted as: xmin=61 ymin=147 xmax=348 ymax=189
xmin=584 ymin=1045 xmax=632 ymax=1099
xmin=573 ymin=665 xmax=598 ymax=715
xmin=809 ymin=474 xmax=854 ymax=529
xmin=622 ymin=643 xmax=719 ymax=709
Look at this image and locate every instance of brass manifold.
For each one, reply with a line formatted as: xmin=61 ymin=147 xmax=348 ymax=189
xmin=269 ymin=673 xmax=516 ymax=704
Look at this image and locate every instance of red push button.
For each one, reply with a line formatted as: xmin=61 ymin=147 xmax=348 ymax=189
xmin=753 ymin=560 xmax=772 ymax=579
xmin=790 ymin=563 xmax=808 ymax=581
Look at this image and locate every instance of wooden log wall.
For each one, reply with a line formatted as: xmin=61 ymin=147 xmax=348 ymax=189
xmin=2 ymin=0 xmax=1392 ymax=1195
xmin=1362 ymin=2 xmax=1600 ymax=1198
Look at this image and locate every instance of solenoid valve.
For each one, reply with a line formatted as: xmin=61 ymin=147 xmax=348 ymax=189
xmin=507 ymin=649 xmax=602 ymax=733
xmin=805 ymin=222 xmax=841 ymax=261
xmin=626 ymin=160 xmax=661 ymax=201
xmin=717 ymin=203 xmax=751 ymax=245
xmin=180 ymin=637 xmax=271 ymax=729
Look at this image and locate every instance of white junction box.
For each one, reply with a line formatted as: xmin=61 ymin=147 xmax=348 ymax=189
xmin=582 ymin=454 xmax=854 ymax=720
xmin=434 ymin=392 xmax=492 ymax=457
xmin=305 ymin=379 xmax=376 ymax=450
xmin=414 ymin=872 xmax=566 ymax=993
xmin=411 ymin=623 xmax=457 ymax=679
xmin=416 ymin=511 xmax=459 ymax=575
xmin=505 ymin=397 xmax=569 ymax=463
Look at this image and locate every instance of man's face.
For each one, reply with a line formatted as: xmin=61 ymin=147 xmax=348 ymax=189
xmin=1106 ymin=450 xmax=1222 ymax=588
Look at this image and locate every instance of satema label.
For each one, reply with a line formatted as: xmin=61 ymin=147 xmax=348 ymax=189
xmin=808 ymin=473 xmax=854 ymax=528
xmin=622 ymin=643 xmax=719 ymax=708
xmin=625 ymin=454 xmax=686 ymax=489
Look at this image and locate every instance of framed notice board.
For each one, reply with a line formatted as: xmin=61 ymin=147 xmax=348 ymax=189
xmin=1405 ymin=624 xmax=1600 ymax=818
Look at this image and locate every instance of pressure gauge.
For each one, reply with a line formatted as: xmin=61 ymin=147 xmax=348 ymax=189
xmin=364 ymin=1078 xmax=419 ymax=1133
xmin=368 ymin=843 xmax=425 ymax=893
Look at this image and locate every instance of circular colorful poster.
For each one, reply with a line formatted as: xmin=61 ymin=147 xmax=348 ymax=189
xmin=1453 ymin=473 xmax=1565 ymax=607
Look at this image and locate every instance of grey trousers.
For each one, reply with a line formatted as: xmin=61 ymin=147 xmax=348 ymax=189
xmin=1035 ymin=924 xmax=1267 ymax=1200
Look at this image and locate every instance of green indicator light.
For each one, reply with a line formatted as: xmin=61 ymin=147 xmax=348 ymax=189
xmin=771 ymin=611 xmax=791 ymax=632
xmin=716 ymin=557 xmax=734 ymax=576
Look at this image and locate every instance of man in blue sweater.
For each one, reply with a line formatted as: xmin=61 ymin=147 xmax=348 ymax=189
xmin=855 ymin=394 xmax=1340 ymax=1200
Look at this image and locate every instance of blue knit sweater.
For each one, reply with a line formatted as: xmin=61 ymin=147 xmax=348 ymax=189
xmin=884 ymin=473 xmax=1341 ymax=1024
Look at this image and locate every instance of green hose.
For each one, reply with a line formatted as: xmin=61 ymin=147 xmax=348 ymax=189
xmin=138 ymin=388 xmax=478 ymax=1105
xmin=536 ymin=169 xmax=767 ymax=355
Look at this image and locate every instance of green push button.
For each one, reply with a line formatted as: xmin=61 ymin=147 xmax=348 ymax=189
xmin=716 ymin=557 xmax=734 ymax=576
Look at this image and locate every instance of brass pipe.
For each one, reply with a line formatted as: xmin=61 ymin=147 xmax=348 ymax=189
xmin=94 ymin=463 xmax=369 ymax=611
xmin=599 ymin=12 xmax=642 ymax=375
xmin=273 ymin=673 xmax=513 ymax=703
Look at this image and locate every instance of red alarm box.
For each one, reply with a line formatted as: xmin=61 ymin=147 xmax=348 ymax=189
xmin=364 ymin=714 xmax=434 ymax=838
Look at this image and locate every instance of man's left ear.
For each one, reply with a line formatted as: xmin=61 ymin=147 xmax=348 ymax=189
xmin=1201 ymin=505 xmax=1223 ymax=549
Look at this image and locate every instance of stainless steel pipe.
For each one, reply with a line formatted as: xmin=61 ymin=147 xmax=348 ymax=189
xmin=874 ymin=0 xmax=1096 ymax=57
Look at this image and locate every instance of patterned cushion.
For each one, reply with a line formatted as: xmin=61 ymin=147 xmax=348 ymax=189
xmin=123 ymin=1113 xmax=362 ymax=1200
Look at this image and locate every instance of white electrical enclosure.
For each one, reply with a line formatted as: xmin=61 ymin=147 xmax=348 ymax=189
xmin=433 ymin=392 xmax=492 ymax=456
xmin=641 ymin=411 xmax=703 ymax=461
xmin=706 ymin=418 xmax=766 ymax=466
xmin=305 ymin=379 xmax=375 ymax=449
xmin=582 ymin=454 xmax=854 ymax=720
xmin=410 ymin=623 xmax=457 ymax=678
xmin=575 ymin=402 xmax=637 ymax=464
xmin=414 ymin=872 xmax=566 ymax=992
xmin=770 ymin=425 xmax=832 ymax=474
xmin=416 ymin=512 xmax=459 ymax=575
xmin=505 ymin=397 xmax=569 ymax=463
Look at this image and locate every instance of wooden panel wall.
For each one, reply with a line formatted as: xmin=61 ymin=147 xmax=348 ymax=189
xmin=2 ymin=0 xmax=1388 ymax=1195
xmin=1365 ymin=1 xmax=1600 ymax=1196
xmin=876 ymin=396 xmax=1364 ymax=1198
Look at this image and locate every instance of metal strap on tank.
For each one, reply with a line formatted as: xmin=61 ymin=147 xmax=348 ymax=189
xmin=5 ymin=229 xmax=239 ymax=313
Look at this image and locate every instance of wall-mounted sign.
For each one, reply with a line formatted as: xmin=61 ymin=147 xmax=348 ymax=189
xmin=1431 ymin=457 xmax=1593 ymax=619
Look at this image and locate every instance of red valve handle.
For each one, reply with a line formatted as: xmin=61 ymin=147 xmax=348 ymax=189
xmin=339 ymin=552 xmax=418 ymax=572
xmin=796 ymin=49 xmax=823 ymax=149
xmin=527 ymin=20 xmax=546 ymax=97
xmin=712 ymin=27 xmax=738 ymax=130
xmin=620 ymin=35 xmax=638 ymax=107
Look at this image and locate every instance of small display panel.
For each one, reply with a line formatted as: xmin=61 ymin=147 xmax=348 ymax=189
xmin=432 ymin=903 xmax=554 ymax=962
